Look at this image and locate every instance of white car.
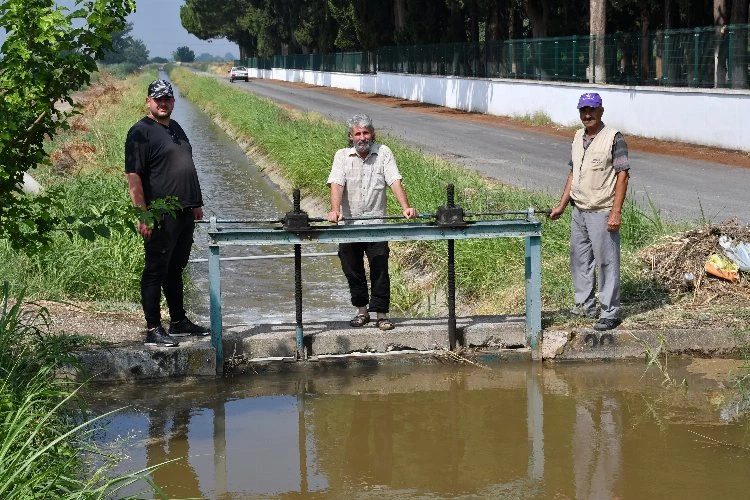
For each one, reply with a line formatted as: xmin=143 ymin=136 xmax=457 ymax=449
xmin=229 ymin=66 xmax=249 ymax=82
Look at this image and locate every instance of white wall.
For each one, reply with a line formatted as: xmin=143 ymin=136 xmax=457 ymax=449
xmin=248 ymin=68 xmax=750 ymax=152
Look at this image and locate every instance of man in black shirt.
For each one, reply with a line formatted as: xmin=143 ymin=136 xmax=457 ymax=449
xmin=125 ymin=79 xmax=209 ymax=347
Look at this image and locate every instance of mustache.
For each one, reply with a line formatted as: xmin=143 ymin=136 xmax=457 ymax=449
xmin=354 ymin=138 xmax=372 ymax=153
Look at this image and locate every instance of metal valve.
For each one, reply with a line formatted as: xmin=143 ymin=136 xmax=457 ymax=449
xmin=435 ymin=205 xmax=466 ymax=226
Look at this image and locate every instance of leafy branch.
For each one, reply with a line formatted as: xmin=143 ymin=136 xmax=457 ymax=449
xmin=0 ymin=0 xmax=136 ymax=253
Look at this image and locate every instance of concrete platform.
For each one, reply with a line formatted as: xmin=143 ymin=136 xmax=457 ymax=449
xmin=72 ymin=315 xmax=746 ymax=382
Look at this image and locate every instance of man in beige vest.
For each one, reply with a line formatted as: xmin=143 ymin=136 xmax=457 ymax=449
xmin=549 ymin=93 xmax=630 ymax=331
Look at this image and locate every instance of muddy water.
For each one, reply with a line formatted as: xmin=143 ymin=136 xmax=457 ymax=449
xmin=87 ymin=359 xmax=750 ymax=499
xmin=167 ymin=80 xmax=351 ymax=326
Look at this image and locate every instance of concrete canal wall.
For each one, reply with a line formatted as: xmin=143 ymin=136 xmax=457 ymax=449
xmin=74 ymin=317 xmax=743 ymax=382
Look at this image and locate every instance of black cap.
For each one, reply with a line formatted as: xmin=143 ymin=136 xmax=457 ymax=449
xmin=147 ymin=79 xmax=174 ymax=98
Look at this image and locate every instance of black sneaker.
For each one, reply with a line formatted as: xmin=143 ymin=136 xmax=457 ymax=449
xmin=145 ymin=326 xmax=180 ymax=347
xmin=593 ymin=318 xmax=622 ymax=331
xmin=168 ymin=317 xmax=210 ymax=337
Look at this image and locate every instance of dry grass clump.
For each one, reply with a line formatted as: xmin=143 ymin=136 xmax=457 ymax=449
xmin=638 ymin=220 xmax=750 ymax=303
xmin=50 ymin=142 xmax=97 ymax=174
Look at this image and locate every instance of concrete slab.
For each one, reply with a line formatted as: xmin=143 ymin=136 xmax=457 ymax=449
xmin=222 ymin=315 xmax=527 ymax=360
xmin=545 ymin=328 xmax=743 ymax=361
xmin=71 ymin=315 xmax=746 ymax=381
xmin=73 ymin=338 xmax=216 ymax=382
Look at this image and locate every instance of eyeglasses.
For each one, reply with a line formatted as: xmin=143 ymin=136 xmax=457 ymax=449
xmin=167 ymin=126 xmax=180 ymax=145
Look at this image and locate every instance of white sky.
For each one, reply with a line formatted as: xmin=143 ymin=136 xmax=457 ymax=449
xmin=0 ymin=1 xmax=241 ymax=60
xmin=127 ymin=0 xmax=238 ymax=60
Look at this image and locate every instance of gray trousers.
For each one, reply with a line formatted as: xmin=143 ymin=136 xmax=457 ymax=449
xmin=570 ymin=207 xmax=620 ymax=319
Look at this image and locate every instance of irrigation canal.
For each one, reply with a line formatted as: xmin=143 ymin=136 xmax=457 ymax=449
xmin=82 ymin=79 xmax=750 ymax=497
xmin=167 ymin=77 xmax=351 ymax=326
xmin=88 ymin=360 xmax=750 ymax=498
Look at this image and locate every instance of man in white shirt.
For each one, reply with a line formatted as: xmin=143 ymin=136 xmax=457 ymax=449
xmin=327 ymin=114 xmax=417 ymax=331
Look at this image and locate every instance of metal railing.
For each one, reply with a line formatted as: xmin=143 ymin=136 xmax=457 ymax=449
xmin=203 ymin=187 xmax=543 ymax=372
xmin=238 ymin=24 xmax=750 ymax=89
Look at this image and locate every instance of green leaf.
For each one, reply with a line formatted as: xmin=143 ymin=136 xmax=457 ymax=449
xmin=77 ymin=226 xmax=96 ymax=241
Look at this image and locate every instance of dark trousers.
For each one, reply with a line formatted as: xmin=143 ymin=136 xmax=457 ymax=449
xmin=141 ymin=209 xmax=195 ymax=327
xmin=338 ymin=241 xmax=390 ymax=313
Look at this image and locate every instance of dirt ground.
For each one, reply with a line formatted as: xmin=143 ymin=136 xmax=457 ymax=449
xmin=38 ymin=76 xmax=750 ymax=346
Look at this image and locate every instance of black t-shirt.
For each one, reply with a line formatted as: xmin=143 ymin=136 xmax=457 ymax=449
xmin=124 ymin=116 xmax=204 ymax=208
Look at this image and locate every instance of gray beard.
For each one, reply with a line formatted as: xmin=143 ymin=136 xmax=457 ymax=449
xmin=354 ymin=140 xmax=371 ymax=155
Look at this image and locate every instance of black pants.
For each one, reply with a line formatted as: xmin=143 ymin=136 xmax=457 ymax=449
xmin=141 ymin=209 xmax=195 ymax=327
xmin=338 ymin=241 xmax=390 ymax=313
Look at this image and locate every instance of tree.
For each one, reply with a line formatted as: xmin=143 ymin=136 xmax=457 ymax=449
xmin=328 ymin=0 xmax=395 ymax=50
xmin=173 ymin=45 xmax=196 ymax=62
xmin=180 ymin=0 xmax=256 ymax=59
xmin=524 ymin=0 xmax=548 ymax=38
xmin=99 ymin=21 xmax=149 ymax=67
xmin=713 ymin=0 xmax=729 ymax=86
xmin=589 ymin=0 xmax=606 ymax=83
xmin=0 ymin=0 xmax=136 ymax=252
xmin=729 ymin=0 xmax=749 ymax=88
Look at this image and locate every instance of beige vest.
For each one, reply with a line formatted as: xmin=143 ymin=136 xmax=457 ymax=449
xmin=570 ymin=126 xmax=619 ymax=211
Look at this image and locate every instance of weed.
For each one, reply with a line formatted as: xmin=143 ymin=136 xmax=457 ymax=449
xmin=630 ymin=331 xmax=687 ymax=389
xmin=0 ymin=282 xmax=161 ymax=497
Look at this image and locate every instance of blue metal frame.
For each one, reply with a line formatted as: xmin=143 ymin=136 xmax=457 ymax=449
xmin=206 ymin=216 xmax=543 ymax=371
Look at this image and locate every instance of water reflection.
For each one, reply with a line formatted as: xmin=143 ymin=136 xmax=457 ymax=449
xmin=165 ymin=78 xmax=350 ymax=326
xmin=572 ymin=397 xmax=622 ymax=499
xmin=88 ymin=360 xmax=750 ymax=498
xmin=146 ymin=408 xmax=202 ymax=498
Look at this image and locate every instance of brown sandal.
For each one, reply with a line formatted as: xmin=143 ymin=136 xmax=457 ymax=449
xmin=349 ymin=314 xmax=370 ymax=327
xmin=376 ymin=318 xmax=394 ymax=331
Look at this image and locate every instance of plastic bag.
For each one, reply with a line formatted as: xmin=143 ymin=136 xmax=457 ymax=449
xmin=718 ymin=235 xmax=750 ymax=272
xmin=705 ymin=253 xmax=739 ymax=282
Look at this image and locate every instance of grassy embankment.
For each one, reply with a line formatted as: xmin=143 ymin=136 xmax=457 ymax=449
xmin=0 ymin=282 xmax=160 ymax=496
xmin=0 ymin=71 xmax=160 ymax=305
xmin=0 ymin=69 xmax=182 ymax=498
xmin=169 ymin=66 xmax=674 ymax=323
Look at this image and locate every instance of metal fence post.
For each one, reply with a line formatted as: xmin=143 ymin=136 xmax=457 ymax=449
xmin=524 ymin=215 xmax=542 ymax=353
xmin=446 ymin=184 xmax=457 ymax=350
xmin=663 ymin=34 xmax=670 ymax=85
xmin=727 ymin=27 xmax=735 ymax=86
xmin=208 ymin=216 xmax=224 ymax=374
xmin=692 ymin=28 xmax=700 ymax=87
xmin=554 ymin=39 xmax=559 ymax=80
xmin=536 ymin=41 xmax=542 ymax=79
xmin=292 ymin=190 xmax=305 ymax=359
xmin=572 ymin=36 xmax=577 ymax=80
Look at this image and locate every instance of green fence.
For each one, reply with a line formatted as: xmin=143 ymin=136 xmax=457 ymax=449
xmin=240 ymin=24 xmax=749 ymax=89
xmin=240 ymin=52 xmax=375 ymax=73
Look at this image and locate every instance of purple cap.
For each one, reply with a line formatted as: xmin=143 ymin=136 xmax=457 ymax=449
xmin=577 ymin=92 xmax=602 ymax=109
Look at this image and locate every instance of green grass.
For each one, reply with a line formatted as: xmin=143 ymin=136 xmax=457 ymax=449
xmin=169 ymin=67 xmax=678 ymax=317
xmin=0 ymin=283 xmax=160 ymax=498
xmin=0 ymin=71 xmax=159 ymax=302
xmin=512 ymin=110 xmax=556 ymax=127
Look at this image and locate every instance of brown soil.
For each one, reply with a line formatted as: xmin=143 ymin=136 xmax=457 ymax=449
xmin=30 ymin=300 xmax=145 ymax=347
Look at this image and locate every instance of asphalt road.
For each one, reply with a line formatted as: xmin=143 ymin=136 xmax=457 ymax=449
xmin=227 ymin=78 xmax=750 ymax=224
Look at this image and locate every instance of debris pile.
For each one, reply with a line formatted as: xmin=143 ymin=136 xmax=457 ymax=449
xmin=637 ymin=221 xmax=750 ymax=301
